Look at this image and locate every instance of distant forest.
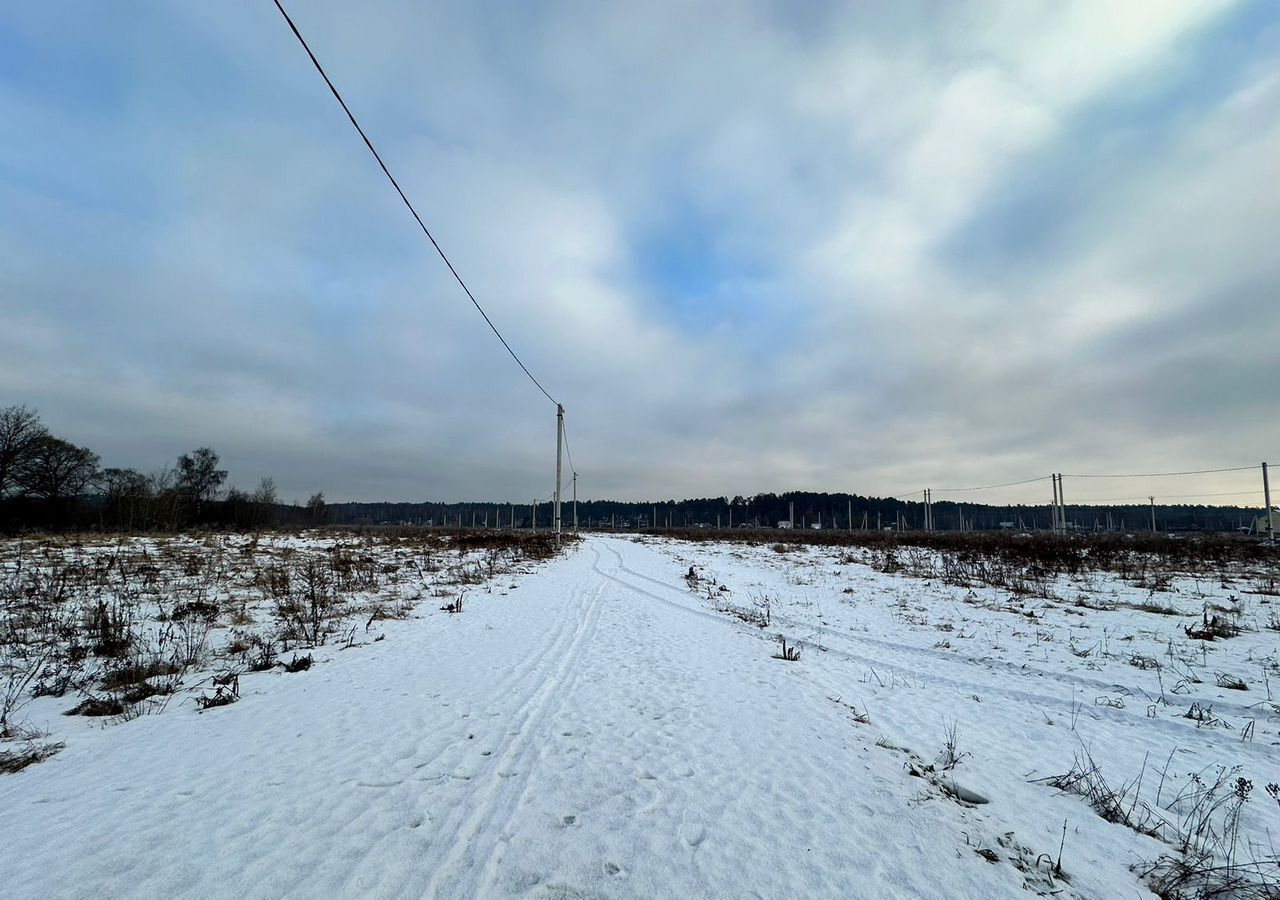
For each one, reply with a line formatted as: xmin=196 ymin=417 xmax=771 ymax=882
xmin=326 ymin=493 xmax=1266 ymax=535
xmin=1 ymin=404 xmax=1268 ymax=535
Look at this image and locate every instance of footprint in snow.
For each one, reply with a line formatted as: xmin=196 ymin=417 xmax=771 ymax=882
xmin=681 ymin=823 xmax=707 ymax=847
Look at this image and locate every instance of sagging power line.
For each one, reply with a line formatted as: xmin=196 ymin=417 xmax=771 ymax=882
xmin=272 ymin=0 xmax=577 ymax=544
xmin=271 ymin=0 xmax=557 ymax=407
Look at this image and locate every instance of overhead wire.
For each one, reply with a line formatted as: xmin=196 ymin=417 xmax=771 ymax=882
xmin=932 ymin=475 xmax=1053 ymax=494
xmin=271 ymin=0 xmax=559 ymax=407
xmin=1063 ymin=465 xmax=1258 ymax=479
xmin=1066 ymin=489 xmax=1262 ymax=504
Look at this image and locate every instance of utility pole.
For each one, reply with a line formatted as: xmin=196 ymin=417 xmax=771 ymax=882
xmin=572 ymin=473 xmax=578 ymax=533
xmin=789 ymin=501 xmax=795 ymax=528
xmin=848 ymin=499 xmax=853 ymax=531
xmin=532 ymin=499 xmax=537 ymax=531
xmin=1150 ymin=496 xmax=1156 ymax=533
xmin=1050 ymin=475 xmax=1060 ymax=534
xmin=1263 ymin=462 xmax=1274 ymax=543
xmin=1058 ymin=473 xmax=1066 ymax=534
xmin=554 ymin=404 xmax=563 ymax=546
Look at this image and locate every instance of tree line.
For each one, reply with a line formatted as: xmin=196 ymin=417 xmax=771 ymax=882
xmin=2 ymin=403 xmax=1263 ymax=535
xmin=0 ymin=405 xmax=326 ymax=532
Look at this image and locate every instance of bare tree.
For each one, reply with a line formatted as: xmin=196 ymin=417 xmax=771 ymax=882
xmin=15 ymin=436 xmax=100 ymax=501
xmin=147 ymin=465 xmax=185 ymax=529
xmin=252 ymin=477 xmax=278 ymax=527
xmin=99 ymin=467 xmax=150 ymax=530
xmin=307 ymin=491 xmax=327 ymax=525
xmin=0 ymin=405 xmax=48 ymax=498
xmin=176 ymin=447 xmax=227 ymax=509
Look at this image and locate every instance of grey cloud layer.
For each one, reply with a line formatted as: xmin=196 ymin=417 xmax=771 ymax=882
xmin=0 ymin=0 xmax=1275 ymax=504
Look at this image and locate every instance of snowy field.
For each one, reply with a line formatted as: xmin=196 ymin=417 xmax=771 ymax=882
xmin=1 ymin=531 xmax=1278 ymax=899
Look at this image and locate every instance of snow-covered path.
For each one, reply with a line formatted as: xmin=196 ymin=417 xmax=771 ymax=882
xmin=3 ymin=535 xmax=1193 ymax=898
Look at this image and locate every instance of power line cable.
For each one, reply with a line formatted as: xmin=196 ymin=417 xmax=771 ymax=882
xmin=890 ymin=465 xmax=1264 ymax=500
xmin=1064 ymin=465 xmax=1257 ymax=479
xmin=271 ymin=0 xmax=558 ymax=406
xmin=933 ymin=475 xmax=1053 ymax=494
xmin=561 ymin=421 xmax=577 ymax=477
xmin=1067 ymin=489 xmax=1262 ymax=504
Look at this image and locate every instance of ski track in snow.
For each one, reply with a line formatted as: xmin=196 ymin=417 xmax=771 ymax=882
xmin=2 ymin=535 xmax=1276 ymax=899
xmin=597 ymin=542 xmax=1265 ymax=733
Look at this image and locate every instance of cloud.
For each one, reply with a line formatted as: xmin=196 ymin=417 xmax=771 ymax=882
xmin=0 ymin=0 xmax=1275 ymax=505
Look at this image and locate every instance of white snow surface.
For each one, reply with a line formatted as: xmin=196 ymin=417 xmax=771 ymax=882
xmin=3 ymin=534 xmax=1278 ymax=899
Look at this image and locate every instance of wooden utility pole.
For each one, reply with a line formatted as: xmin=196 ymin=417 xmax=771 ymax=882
xmin=1051 ymin=475 xmax=1060 ymax=534
xmin=789 ymin=501 xmax=794 ymax=528
xmin=1057 ymin=473 xmax=1066 ymax=534
xmin=1150 ymin=496 xmax=1156 ymax=533
xmin=848 ymin=499 xmax=853 ymax=531
xmin=554 ymin=404 xmax=563 ymax=546
xmin=1263 ymin=462 xmax=1273 ymax=543
xmin=572 ymin=473 xmax=578 ymax=533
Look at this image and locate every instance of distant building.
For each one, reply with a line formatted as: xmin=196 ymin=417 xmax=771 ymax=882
xmin=777 ymin=521 xmax=792 ymax=529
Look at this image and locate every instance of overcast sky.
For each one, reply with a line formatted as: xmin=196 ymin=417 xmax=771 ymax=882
xmin=2 ymin=1 xmax=1277 ymax=505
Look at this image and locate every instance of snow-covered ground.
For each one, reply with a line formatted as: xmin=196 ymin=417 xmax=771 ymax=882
xmin=1 ymin=534 xmax=1277 ymax=899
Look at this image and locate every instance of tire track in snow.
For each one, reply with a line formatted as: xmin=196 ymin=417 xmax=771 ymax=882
xmin=417 ymin=548 xmax=607 ymax=899
xmin=596 ymin=539 xmax=1262 ymax=743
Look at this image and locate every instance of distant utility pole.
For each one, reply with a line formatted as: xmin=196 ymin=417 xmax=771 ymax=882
xmin=572 ymin=473 xmax=578 ymax=533
xmin=848 ymin=499 xmax=853 ymax=531
xmin=554 ymin=404 xmax=563 ymax=546
xmin=1263 ymin=462 xmax=1273 ymax=543
xmin=1057 ymin=473 xmax=1066 ymax=534
xmin=1050 ymin=474 xmax=1060 ymax=534
xmin=1150 ymin=496 xmax=1157 ymax=533
xmin=789 ymin=501 xmax=795 ymax=528
xmin=532 ymin=499 xmax=537 ymax=531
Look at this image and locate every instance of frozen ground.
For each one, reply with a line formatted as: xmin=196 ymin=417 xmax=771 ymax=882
xmin=1 ymin=534 xmax=1277 ymax=899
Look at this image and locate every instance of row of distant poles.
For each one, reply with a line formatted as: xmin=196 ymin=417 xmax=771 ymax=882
xmin=910 ymin=462 xmax=1273 ymax=541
